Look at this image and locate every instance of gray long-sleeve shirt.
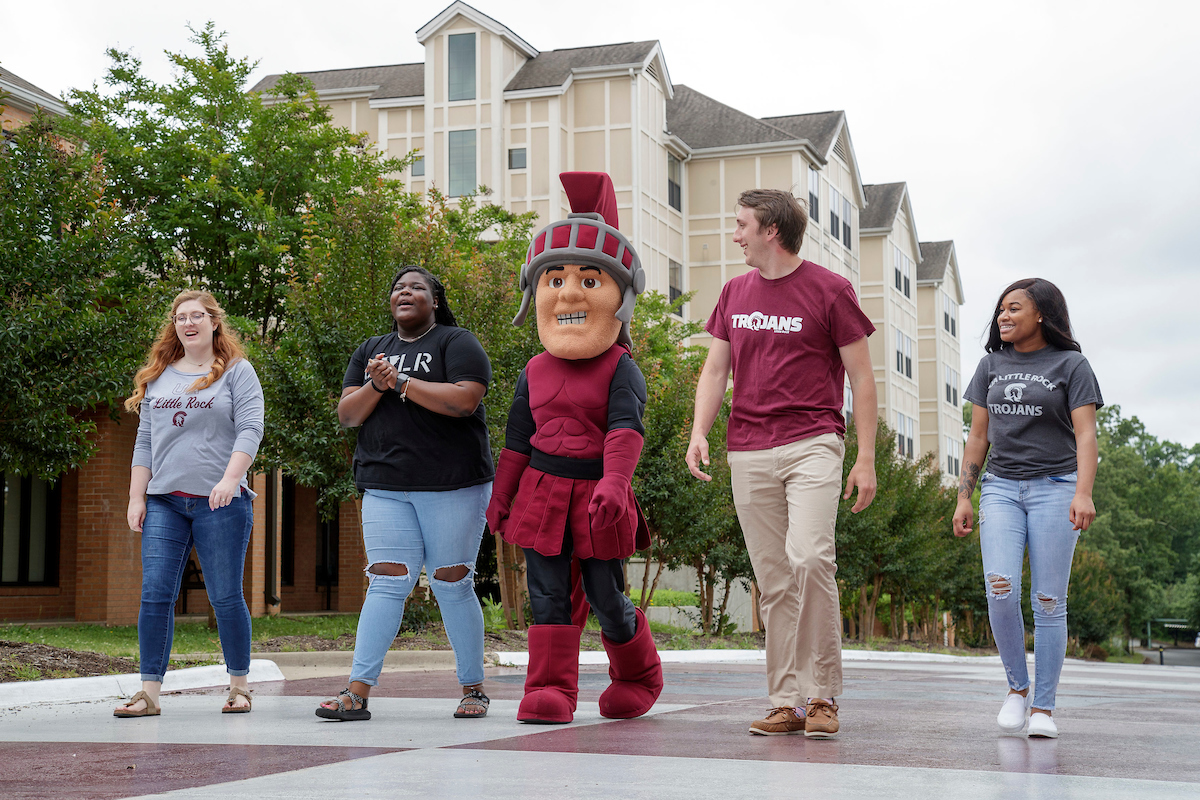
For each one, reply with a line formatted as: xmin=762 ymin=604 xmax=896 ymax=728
xmin=132 ymin=359 xmax=265 ymax=497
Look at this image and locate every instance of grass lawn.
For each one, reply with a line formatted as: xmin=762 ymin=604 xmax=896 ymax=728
xmin=3 ymin=614 xmax=1139 ymax=663
xmin=1 ymin=614 xmax=361 ymax=659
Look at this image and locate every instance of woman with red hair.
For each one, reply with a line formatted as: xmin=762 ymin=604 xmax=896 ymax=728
xmin=115 ymin=290 xmax=264 ymax=718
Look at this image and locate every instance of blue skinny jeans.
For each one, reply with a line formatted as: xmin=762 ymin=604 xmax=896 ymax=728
xmin=979 ymin=471 xmax=1080 ymax=711
xmin=138 ymin=492 xmax=254 ymax=682
xmin=350 ymin=483 xmax=491 ymax=688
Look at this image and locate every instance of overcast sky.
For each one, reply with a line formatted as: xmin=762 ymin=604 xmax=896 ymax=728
xmin=5 ymin=0 xmax=1198 ymax=446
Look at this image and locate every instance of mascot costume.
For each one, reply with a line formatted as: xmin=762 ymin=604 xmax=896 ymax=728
xmin=486 ymin=172 xmax=664 ymax=724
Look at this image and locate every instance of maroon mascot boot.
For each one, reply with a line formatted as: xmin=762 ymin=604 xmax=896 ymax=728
xmin=598 ymin=607 xmax=663 ymax=719
xmin=518 ymin=623 xmax=581 ymax=724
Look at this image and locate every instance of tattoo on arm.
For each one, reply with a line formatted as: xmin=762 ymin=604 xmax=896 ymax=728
xmin=958 ymin=462 xmax=980 ymax=499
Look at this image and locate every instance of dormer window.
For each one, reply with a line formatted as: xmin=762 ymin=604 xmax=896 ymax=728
xmin=448 ymin=33 xmax=476 ymax=101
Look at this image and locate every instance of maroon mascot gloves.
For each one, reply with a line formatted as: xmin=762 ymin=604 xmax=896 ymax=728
xmin=485 ymin=448 xmax=529 ymax=537
xmin=588 ymin=428 xmax=644 ymax=530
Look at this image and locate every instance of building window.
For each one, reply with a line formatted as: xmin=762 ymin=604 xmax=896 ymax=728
xmin=895 ymin=413 xmax=914 ymax=459
xmin=893 ymin=246 xmax=912 ymax=298
xmin=808 ymin=166 xmax=820 ymax=224
xmin=508 ymin=148 xmax=526 ymax=170
xmin=946 ymin=436 xmax=963 ymax=478
xmin=894 ymin=328 xmax=912 ymax=379
xmin=1 ymin=472 xmax=60 ymax=586
xmin=945 ymin=366 xmax=959 ymax=406
xmin=667 ymin=154 xmax=682 ymax=211
xmin=448 ymin=130 xmax=476 ymax=197
xmin=944 ymin=292 xmax=957 ymax=337
xmin=448 ymin=33 xmax=476 ymax=102
xmin=842 ymin=196 xmax=852 ymax=248
xmin=411 ymin=153 xmax=425 ymax=177
xmin=829 ymin=186 xmax=841 ymax=241
xmin=669 ymin=259 xmax=683 ymax=305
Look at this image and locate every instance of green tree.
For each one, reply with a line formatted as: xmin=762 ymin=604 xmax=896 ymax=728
xmin=64 ymin=22 xmax=406 ymax=336
xmin=835 ymin=420 xmax=962 ymax=641
xmin=1085 ymin=405 xmax=1200 ymax=642
xmin=0 ymin=113 xmax=162 ymax=477
xmin=249 ymin=189 xmax=537 ymax=517
xmin=630 ymin=291 xmax=751 ymax=635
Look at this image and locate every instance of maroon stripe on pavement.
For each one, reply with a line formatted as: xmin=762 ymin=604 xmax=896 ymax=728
xmin=0 ymin=742 xmax=406 ymax=800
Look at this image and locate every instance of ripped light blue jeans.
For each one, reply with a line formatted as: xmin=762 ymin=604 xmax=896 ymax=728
xmin=979 ymin=471 xmax=1080 ymax=711
xmin=350 ymin=484 xmax=491 ymax=688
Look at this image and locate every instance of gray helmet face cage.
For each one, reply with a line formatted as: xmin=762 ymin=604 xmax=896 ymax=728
xmin=512 ymin=212 xmax=646 ymax=332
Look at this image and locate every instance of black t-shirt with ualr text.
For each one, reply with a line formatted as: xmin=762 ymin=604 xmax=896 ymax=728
xmin=343 ymin=326 xmax=494 ymax=492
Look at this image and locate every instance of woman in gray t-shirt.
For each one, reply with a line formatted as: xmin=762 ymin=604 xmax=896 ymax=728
xmin=952 ymin=278 xmax=1102 ymax=740
xmin=114 ymin=290 xmax=264 ymax=719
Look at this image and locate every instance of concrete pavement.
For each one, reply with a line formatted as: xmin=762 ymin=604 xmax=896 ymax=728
xmin=1 ymin=651 xmax=1197 ymax=799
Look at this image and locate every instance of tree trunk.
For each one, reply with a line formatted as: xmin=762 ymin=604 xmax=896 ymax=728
xmin=641 ymin=559 xmax=666 ymax=612
xmin=495 ymin=537 xmax=528 ymax=630
xmin=715 ymin=577 xmax=733 ymax=635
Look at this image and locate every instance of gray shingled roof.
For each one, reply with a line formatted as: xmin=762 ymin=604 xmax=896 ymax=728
xmin=860 ymin=182 xmax=906 ymax=230
xmin=250 ymin=63 xmax=425 ymax=101
xmin=761 ymin=111 xmax=843 ymax=158
xmin=666 ymin=85 xmax=796 ymax=150
xmin=505 ymin=41 xmax=657 ymax=91
xmin=917 ymin=240 xmax=954 ymax=282
xmin=0 ymin=69 xmax=62 ymax=106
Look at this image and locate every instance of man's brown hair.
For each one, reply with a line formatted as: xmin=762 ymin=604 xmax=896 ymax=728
xmin=736 ymin=189 xmax=808 ymax=254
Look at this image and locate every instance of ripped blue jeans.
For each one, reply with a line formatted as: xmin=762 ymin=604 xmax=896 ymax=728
xmin=351 ymin=483 xmax=491 ymax=687
xmin=979 ymin=471 xmax=1080 ymax=711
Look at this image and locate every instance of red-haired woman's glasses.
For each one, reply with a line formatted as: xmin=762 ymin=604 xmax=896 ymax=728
xmin=173 ymin=312 xmax=213 ymax=325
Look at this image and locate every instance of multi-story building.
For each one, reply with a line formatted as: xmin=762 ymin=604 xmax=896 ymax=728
xmin=858 ymin=183 xmax=965 ymax=478
xmin=859 ymin=183 xmax=922 ymax=461
xmin=251 ymin=1 xmax=867 ymax=329
xmin=916 ymin=240 xmax=965 ymax=483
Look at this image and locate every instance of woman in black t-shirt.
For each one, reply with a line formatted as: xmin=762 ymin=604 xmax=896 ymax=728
xmin=953 ymin=278 xmax=1102 ymax=740
xmin=316 ymin=267 xmax=494 ymax=722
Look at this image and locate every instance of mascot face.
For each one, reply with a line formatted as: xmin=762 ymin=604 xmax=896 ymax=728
xmin=536 ymin=264 xmax=623 ymax=360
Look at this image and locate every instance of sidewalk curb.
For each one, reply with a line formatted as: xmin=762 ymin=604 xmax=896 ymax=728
xmin=493 ymin=648 xmax=1008 ymax=667
xmin=0 ymin=659 xmax=285 ymax=709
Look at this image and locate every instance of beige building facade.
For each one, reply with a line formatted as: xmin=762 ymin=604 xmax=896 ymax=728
xmin=251 ymin=0 xmax=963 ymax=475
xmin=860 ymin=183 xmax=923 ymax=463
xmin=916 ymin=241 xmax=966 ymax=482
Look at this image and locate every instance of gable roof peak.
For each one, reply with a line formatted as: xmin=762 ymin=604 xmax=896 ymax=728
xmin=416 ymin=1 xmax=538 ymax=59
xmin=860 ymin=182 xmax=908 ymax=231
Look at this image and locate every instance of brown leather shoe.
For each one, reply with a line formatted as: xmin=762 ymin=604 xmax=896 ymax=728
xmin=748 ymin=706 xmax=805 ymax=735
xmin=805 ymin=699 xmax=839 ymax=738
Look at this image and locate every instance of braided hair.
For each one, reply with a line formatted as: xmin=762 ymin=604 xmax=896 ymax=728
xmin=389 ymin=266 xmax=458 ymax=331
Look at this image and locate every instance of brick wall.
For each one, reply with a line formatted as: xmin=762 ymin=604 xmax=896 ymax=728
xmin=75 ymin=409 xmax=142 ymax=625
xmin=0 ymin=471 xmax=78 ymax=621
xmin=2 ymin=409 xmax=288 ymax=626
xmin=337 ymin=499 xmax=367 ymax=612
xmin=279 ymin=483 xmax=341 ymax=613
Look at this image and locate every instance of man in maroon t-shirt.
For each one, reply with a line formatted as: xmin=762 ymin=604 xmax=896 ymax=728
xmin=687 ymin=189 xmax=878 ymax=739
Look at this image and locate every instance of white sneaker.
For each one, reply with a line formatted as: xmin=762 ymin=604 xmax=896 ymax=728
xmin=1027 ymin=711 xmax=1058 ymax=738
xmin=997 ymin=692 xmax=1029 ymax=733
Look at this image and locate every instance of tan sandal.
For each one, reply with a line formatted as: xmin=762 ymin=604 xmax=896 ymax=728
xmin=221 ymin=686 xmax=252 ymax=714
xmin=114 ymin=690 xmax=160 ymax=718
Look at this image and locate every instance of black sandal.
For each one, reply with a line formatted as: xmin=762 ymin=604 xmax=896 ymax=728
xmin=454 ymin=688 xmax=490 ymax=719
xmin=315 ymin=688 xmax=371 ymax=722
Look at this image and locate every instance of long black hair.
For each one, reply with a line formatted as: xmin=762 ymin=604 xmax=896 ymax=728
xmin=984 ymin=277 xmax=1081 ymax=353
xmin=389 ymin=266 xmax=458 ymax=332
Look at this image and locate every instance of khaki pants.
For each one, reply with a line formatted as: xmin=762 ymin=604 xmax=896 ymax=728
xmin=729 ymin=433 xmax=844 ymax=705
